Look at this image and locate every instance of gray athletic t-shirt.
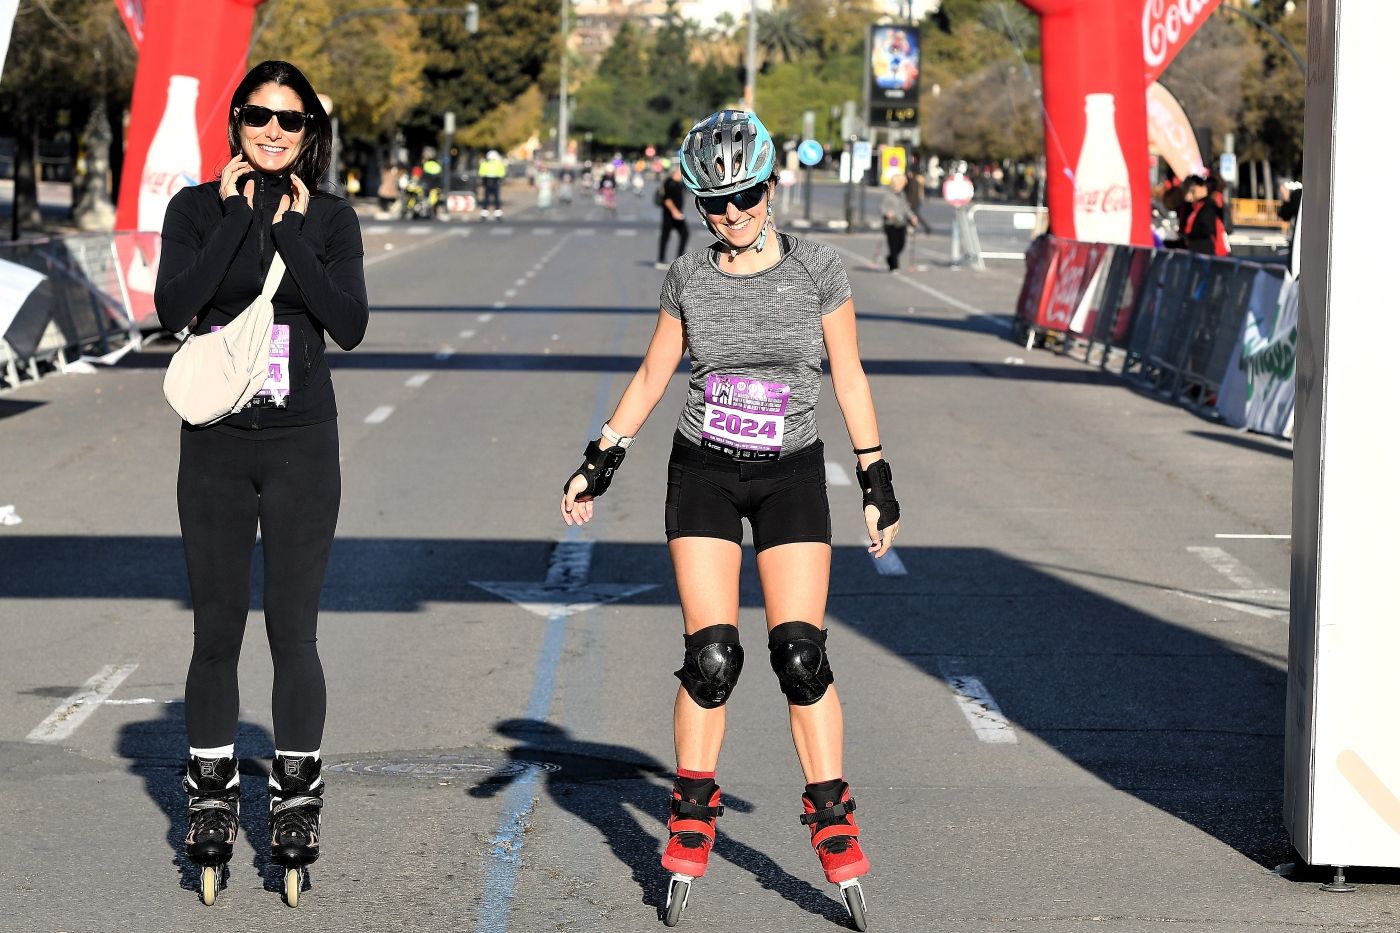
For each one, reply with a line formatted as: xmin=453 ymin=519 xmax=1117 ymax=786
xmin=660 ymin=233 xmax=851 ymax=459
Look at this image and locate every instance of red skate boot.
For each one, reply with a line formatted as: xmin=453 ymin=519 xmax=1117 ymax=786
xmin=801 ymin=779 xmax=870 ymax=930
xmin=661 ymin=775 xmax=723 ymax=926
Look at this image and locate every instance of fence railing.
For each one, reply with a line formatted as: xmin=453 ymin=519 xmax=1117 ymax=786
xmin=0 ymin=232 xmax=156 ymax=390
xmin=1014 ymin=235 xmax=1296 ymax=438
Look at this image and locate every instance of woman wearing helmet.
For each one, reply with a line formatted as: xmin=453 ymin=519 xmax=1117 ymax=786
xmin=560 ymin=109 xmax=897 ymax=929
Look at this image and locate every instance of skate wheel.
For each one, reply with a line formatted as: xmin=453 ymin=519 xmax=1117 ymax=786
xmin=663 ymin=876 xmax=690 ymax=926
xmin=283 ymin=867 xmax=301 ymax=908
xmin=200 ymin=865 xmax=218 ymax=906
xmin=840 ymin=880 xmax=868 ymax=931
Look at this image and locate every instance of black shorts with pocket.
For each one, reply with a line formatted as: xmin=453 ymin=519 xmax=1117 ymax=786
xmin=665 ymin=432 xmax=831 ymax=552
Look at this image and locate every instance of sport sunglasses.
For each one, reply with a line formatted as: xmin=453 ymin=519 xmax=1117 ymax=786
xmin=237 ymin=105 xmax=312 ymax=134
xmin=697 ymin=183 xmax=767 ymax=215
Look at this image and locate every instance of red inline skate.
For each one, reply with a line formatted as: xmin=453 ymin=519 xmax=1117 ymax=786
xmin=661 ymin=775 xmax=723 ymax=926
xmin=801 ymin=779 xmax=870 ymax=930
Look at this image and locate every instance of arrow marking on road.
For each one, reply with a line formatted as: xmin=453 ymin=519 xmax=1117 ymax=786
xmin=473 ymin=540 xmax=655 ymax=618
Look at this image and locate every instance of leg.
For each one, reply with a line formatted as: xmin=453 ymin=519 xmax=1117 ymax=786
xmin=178 ymin=429 xmax=260 ymax=750
xmin=659 ymin=218 xmax=673 ymax=264
xmin=257 ymin=421 xmax=341 ymax=753
xmin=669 ymin=536 xmax=742 ymax=772
xmin=674 ymin=219 xmax=689 ymax=259
xmin=755 ymin=542 xmax=842 ymax=782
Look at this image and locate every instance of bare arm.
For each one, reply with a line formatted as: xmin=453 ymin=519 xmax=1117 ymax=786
xmin=562 ymin=309 xmax=685 ymax=524
xmin=823 ymin=298 xmax=901 ymax=556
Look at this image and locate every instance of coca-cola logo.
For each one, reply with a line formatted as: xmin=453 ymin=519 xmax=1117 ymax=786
xmin=1143 ymin=0 xmax=1214 ymax=70
xmin=142 ymin=170 xmax=198 ymax=197
xmin=1046 ymin=256 xmax=1087 ymax=326
xmin=1075 ymin=185 xmax=1132 ymax=214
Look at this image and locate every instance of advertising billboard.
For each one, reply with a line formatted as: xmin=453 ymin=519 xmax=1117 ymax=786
xmin=868 ymin=25 xmax=920 ymax=128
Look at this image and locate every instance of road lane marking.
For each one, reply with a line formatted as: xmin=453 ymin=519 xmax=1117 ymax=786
xmin=824 ymin=239 xmax=1004 ymax=327
xmin=451 ymin=228 xmax=473 ymax=237
xmin=104 ymin=697 xmax=179 ymax=706
xmin=490 ymin=227 xmax=515 ymax=236
xmin=406 ymin=227 xmax=433 ymax=236
xmin=434 ymin=346 xmax=455 ymax=361
xmin=365 ymin=405 xmax=395 ymax=424
xmin=1216 ymin=533 xmax=1291 ymax=540
xmin=533 ymin=228 xmax=552 ymax=236
xmin=945 ymin=675 xmax=1017 ymax=744
xmin=869 ymin=546 xmax=906 ymax=576
xmin=27 ymin=663 xmax=138 ymax=742
xmin=1176 ymin=546 xmax=1288 ymax=619
xmin=504 ymin=289 xmax=517 ymax=298
xmin=615 ymin=229 xmax=638 ymax=237
xmin=825 ymin=462 xmax=852 ymax=486
xmin=459 ymin=329 xmax=477 ymax=339
xmin=405 ymin=373 xmax=432 ymax=388
xmin=514 ymin=278 xmax=527 ymax=287
xmin=365 ymin=225 xmax=391 ymax=235
xmin=484 ymin=309 xmax=500 ymax=317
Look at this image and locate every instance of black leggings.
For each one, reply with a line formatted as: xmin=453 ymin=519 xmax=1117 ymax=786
xmin=177 ymin=420 xmax=341 ymax=751
xmin=659 ymin=215 xmax=689 ymax=262
xmin=883 ymin=224 xmax=907 ymax=270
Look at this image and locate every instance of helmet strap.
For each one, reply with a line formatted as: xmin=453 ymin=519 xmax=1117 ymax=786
xmin=714 ymin=192 xmax=777 ymax=262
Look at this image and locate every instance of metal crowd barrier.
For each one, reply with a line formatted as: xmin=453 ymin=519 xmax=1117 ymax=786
xmin=0 ymin=233 xmax=143 ymax=390
xmin=1017 ymin=234 xmax=1293 ymax=420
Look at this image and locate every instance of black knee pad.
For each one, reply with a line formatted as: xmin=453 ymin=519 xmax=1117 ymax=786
xmin=768 ymin=621 xmax=833 ymax=706
xmin=675 ymin=624 xmax=744 ymax=709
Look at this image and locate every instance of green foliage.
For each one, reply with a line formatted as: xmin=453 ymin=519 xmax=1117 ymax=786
xmin=0 ymin=0 xmax=135 ymax=123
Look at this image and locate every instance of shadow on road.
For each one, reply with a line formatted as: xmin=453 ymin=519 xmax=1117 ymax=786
xmin=116 ymin=702 xmax=284 ymax=898
xmin=1186 ymin=429 xmax=1292 ymax=460
xmin=14 ymin=537 xmax=1294 ymax=871
xmin=469 ymin=718 xmax=846 ymax=923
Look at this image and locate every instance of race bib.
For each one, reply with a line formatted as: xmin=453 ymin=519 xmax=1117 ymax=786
xmin=211 ymin=322 xmax=291 ymax=408
xmin=701 ymin=373 xmax=788 ymax=460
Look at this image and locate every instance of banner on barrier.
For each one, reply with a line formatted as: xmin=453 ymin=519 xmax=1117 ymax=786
xmin=1217 ymin=272 xmax=1296 ymax=436
xmin=1016 ymin=236 xmax=1058 ymax=325
xmin=1040 ymin=241 xmax=1108 ymax=331
xmin=0 ymin=258 xmax=51 ymax=358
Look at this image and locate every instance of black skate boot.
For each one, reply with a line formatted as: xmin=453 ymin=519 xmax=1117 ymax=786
xmin=183 ymin=755 xmax=240 ymax=906
xmin=269 ymin=754 xmax=323 ymax=908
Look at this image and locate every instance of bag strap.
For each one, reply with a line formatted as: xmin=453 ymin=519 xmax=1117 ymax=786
xmin=261 ymin=254 xmax=287 ymax=299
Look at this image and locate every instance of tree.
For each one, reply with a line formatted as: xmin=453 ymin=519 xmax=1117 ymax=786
xmin=572 ymin=21 xmax=655 ymax=149
xmin=757 ymin=6 xmax=812 ymax=65
xmin=460 ymin=85 xmax=544 ymax=151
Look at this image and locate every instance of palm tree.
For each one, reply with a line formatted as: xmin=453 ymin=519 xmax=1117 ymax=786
xmin=757 ymin=6 xmax=811 ymax=65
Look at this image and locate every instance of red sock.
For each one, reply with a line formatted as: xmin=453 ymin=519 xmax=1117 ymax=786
xmin=676 ymin=768 xmax=715 ymax=781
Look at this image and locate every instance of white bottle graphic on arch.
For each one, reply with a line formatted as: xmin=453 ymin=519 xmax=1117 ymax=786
xmin=1072 ymin=92 xmax=1133 ymax=244
xmin=137 ymin=74 xmax=203 ymax=232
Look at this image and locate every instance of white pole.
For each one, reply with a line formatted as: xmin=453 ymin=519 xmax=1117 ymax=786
xmin=558 ymin=0 xmax=569 ymax=162
xmin=745 ymin=0 xmax=757 ymax=110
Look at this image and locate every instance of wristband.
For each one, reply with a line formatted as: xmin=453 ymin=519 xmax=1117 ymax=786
xmin=853 ymin=444 xmax=883 ymax=456
xmin=601 ymin=422 xmax=634 ymax=449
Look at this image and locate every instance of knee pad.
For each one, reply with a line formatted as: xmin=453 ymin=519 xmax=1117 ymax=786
xmin=768 ymin=621 xmax=834 ymax=706
xmin=675 ymin=624 xmax=744 ymax=710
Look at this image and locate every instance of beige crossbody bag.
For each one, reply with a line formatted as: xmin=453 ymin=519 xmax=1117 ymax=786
xmin=162 ymin=254 xmax=286 ymax=426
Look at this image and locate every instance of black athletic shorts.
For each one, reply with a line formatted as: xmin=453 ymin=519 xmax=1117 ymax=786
xmin=665 ymin=432 xmax=831 ymax=552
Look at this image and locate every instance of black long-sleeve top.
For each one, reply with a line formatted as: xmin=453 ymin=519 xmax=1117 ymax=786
xmin=155 ymin=170 xmax=368 ymax=435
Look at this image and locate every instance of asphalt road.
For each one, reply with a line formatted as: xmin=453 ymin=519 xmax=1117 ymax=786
xmin=1 ymin=199 xmax=1378 ymax=933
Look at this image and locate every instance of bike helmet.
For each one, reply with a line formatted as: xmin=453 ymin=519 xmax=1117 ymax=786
xmin=678 ymin=110 xmax=775 ymax=196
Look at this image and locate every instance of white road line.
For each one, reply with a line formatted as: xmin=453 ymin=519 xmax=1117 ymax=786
xmin=103 ymin=697 xmax=179 ymax=706
xmin=824 ymin=462 xmax=852 ymax=486
xmin=514 ymin=278 xmax=527 ymax=287
xmin=824 ymin=239 xmax=1003 ymax=324
xmin=27 ymin=663 xmax=138 ymax=742
xmin=459 ymin=329 xmax=477 ymax=339
xmin=365 ymin=225 xmax=391 ymax=235
xmin=944 ymin=674 xmax=1018 ymax=744
xmin=365 ymin=405 xmax=395 ymax=424
xmin=524 ymin=270 xmax=536 ymax=279
xmin=576 ymin=228 xmax=596 ymax=236
xmin=485 ymin=308 xmax=500 ymax=317
xmin=434 ymin=347 xmax=456 ymax=361
xmin=451 ymin=228 xmax=473 ymax=237
xmin=615 ymin=229 xmax=638 ymax=237
xmin=406 ymin=227 xmax=433 ymax=236
xmin=1189 ymin=546 xmax=1270 ymax=591
xmin=1179 ymin=545 xmax=1288 ymax=619
xmin=869 ymin=547 xmax=907 ymax=576
xmin=490 ymin=227 xmax=515 ymax=236
xmin=533 ymin=228 xmax=552 ymax=236
xmin=363 ymin=231 xmax=451 ymax=267
xmin=1216 ymin=533 xmax=1291 ymax=540
xmin=405 ymin=372 xmax=432 ymax=388
xmin=504 ymin=289 xmax=518 ymax=298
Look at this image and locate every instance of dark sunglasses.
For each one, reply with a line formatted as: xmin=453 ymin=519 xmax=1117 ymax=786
xmin=697 ymin=184 xmax=767 ymax=215
xmin=237 ymin=105 xmax=311 ymax=134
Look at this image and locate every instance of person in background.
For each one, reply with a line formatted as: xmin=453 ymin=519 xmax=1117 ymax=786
xmin=376 ymin=163 xmax=399 ymax=216
xmin=1181 ymin=174 xmax=1228 ymax=255
xmin=880 ymin=173 xmax=915 ymax=271
xmin=478 ymin=149 xmax=506 ymax=221
xmin=656 ymin=163 xmax=689 ymax=269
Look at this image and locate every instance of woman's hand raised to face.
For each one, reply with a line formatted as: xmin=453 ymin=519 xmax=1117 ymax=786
xmin=219 ymin=157 xmax=254 ymax=207
xmin=274 ymin=173 xmax=311 ymax=225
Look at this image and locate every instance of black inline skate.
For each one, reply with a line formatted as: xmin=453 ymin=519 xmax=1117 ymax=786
xmin=183 ymin=755 xmax=240 ymax=906
xmin=268 ymin=754 xmax=323 ymax=908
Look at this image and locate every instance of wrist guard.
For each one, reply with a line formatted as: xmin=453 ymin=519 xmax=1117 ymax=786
xmin=565 ymin=440 xmax=626 ymax=499
xmin=856 ymin=459 xmax=900 ymax=531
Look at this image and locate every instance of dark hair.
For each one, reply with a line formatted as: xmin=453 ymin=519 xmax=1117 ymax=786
xmin=226 ymin=60 xmax=332 ymax=190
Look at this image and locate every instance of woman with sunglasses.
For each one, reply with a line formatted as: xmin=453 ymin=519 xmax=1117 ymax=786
xmin=155 ymin=60 xmax=367 ymax=908
xmin=560 ymin=110 xmax=898 ymax=929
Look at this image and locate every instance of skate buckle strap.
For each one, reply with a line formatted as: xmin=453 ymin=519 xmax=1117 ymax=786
xmin=188 ymin=797 xmax=236 ymax=814
xmin=671 ymin=798 xmax=724 ymax=820
xmin=800 ymin=797 xmax=856 ymax=826
xmin=272 ymin=794 xmax=324 ymax=816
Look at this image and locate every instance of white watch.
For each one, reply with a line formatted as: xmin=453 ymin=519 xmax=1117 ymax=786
xmin=601 ymin=422 xmax=634 ymax=449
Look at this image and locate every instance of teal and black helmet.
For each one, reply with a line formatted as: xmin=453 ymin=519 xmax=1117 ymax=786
xmin=677 ymin=110 xmax=776 ymax=196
